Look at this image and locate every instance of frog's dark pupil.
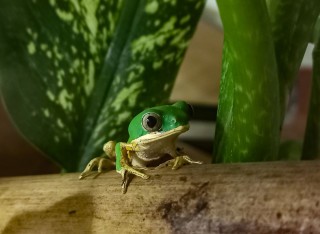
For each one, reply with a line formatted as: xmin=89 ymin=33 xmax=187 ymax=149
xmin=147 ymin=116 xmax=157 ymax=128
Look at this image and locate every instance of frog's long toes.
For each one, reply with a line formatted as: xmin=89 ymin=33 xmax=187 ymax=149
xmin=79 ymin=173 xmax=88 ymax=180
xmin=79 ymin=170 xmax=91 ymax=179
xmin=172 ymin=163 xmax=182 ymax=170
xmin=170 ymin=156 xmax=203 ymax=170
xmin=188 ymin=160 xmax=203 ymax=165
xmin=93 ymin=172 xmax=102 ymax=179
xmin=183 ymin=156 xmax=203 ymax=164
xmin=122 ymin=185 xmax=128 ymax=194
xmin=142 ymin=174 xmax=150 ymax=180
xmin=121 ymin=171 xmax=132 ymax=194
xmin=79 ymin=171 xmax=95 ymax=179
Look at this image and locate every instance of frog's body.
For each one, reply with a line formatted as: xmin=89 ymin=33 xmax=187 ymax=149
xmin=79 ymin=101 xmax=202 ymax=193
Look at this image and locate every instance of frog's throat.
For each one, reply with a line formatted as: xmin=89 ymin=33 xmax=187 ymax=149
xmin=132 ymin=124 xmax=189 ymax=144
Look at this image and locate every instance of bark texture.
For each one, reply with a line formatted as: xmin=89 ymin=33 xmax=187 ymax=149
xmin=0 ymin=162 xmax=319 ymax=233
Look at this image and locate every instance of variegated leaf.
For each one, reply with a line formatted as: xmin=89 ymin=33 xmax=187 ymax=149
xmin=0 ymin=0 xmax=205 ymax=171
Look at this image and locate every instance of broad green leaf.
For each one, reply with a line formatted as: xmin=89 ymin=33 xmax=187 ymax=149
xmin=0 ymin=0 xmax=205 ymax=171
xmin=267 ymin=0 xmax=320 ymax=123
xmin=302 ymin=34 xmax=320 ymax=160
xmin=213 ymin=0 xmax=280 ymax=163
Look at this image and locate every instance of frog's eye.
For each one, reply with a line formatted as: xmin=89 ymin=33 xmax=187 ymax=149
xmin=142 ymin=113 xmax=162 ymax=132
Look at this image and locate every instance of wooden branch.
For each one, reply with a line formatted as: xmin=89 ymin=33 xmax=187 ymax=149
xmin=0 ymin=161 xmax=320 ymax=233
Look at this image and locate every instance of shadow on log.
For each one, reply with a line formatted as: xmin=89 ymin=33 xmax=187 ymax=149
xmin=0 ymin=161 xmax=319 ymax=233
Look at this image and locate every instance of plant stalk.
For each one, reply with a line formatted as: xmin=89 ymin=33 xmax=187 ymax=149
xmin=213 ymin=0 xmax=280 ymax=163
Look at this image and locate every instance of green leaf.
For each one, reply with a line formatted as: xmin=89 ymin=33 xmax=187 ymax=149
xmin=311 ymin=16 xmax=320 ymax=44
xmin=267 ymin=0 xmax=320 ymax=123
xmin=301 ymin=35 xmax=320 ymax=160
xmin=213 ymin=0 xmax=280 ymax=163
xmin=0 ymin=0 xmax=205 ymax=171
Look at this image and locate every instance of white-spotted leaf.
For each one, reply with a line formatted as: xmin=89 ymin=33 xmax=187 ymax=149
xmin=0 ymin=0 xmax=205 ymax=171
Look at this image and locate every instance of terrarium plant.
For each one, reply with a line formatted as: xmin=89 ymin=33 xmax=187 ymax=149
xmin=0 ymin=0 xmax=206 ymax=172
xmin=213 ymin=0 xmax=320 ymax=162
xmin=0 ymin=0 xmax=319 ymax=173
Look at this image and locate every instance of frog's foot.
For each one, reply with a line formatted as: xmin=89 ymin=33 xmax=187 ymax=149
xmin=119 ymin=166 xmax=150 ymax=194
xmin=156 ymin=155 xmax=202 ymax=170
xmin=122 ymin=164 xmax=150 ymax=180
xmin=120 ymin=156 xmax=150 ymax=180
xmin=121 ymin=170 xmax=132 ymax=194
xmin=120 ymin=169 xmax=149 ymax=194
xmin=79 ymin=156 xmax=115 ymax=179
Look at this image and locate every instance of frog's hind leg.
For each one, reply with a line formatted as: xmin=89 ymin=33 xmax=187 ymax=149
xmin=79 ymin=156 xmax=115 ymax=179
xmin=103 ymin=141 xmax=116 ymax=160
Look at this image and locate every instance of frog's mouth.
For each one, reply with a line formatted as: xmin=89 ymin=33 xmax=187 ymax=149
xmin=132 ymin=124 xmax=189 ymax=144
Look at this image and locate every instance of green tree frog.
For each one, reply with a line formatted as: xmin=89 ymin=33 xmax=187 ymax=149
xmin=79 ymin=101 xmax=202 ymax=193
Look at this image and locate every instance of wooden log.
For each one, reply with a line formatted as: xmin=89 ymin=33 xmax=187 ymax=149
xmin=0 ymin=161 xmax=319 ymax=233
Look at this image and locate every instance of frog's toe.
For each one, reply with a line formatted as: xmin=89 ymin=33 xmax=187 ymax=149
xmin=129 ymin=168 xmax=150 ymax=180
xmin=181 ymin=155 xmax=202 ymax=165
xmin=140 ymin=173 xmax=150 ymax=180
xmin=79 ymin=172 xmax=93 ymax=180
xmin=119 ymin=167 xmax=150 ymax=193
xmin=79 ymin=157 xmax=115 ymax=179
xmin=121 ymin=171 xmax=130 ymax=194
xmin=122 ymin=164 xmax=150 ymax=180
xmin=171 ymin=155 xmax=202 ymax=170
xmin=79 ymin=158 xmax=99 ymax=179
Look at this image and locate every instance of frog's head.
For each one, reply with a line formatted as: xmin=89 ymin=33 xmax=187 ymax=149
xmin=128 ymin=101 xmax=193 ymax=142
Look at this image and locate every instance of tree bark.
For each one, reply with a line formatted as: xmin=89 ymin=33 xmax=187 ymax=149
xmin=0 ymin=162 xmax=319 ymax=234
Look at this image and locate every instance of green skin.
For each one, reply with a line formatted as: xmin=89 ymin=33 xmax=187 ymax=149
xmin=80 ymin=101 xmax=201 ymax=193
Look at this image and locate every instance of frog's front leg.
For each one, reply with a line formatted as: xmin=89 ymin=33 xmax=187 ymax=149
xmin=117 ymin=143 xmax=150 ymax=193
xmin=156 ymin=147 xmax=202 ymax=170
xmin=170 ymin=155 xmax=203 ymax=169
xmin=118 ymin=142 xmax=150 ymax=179
xmin=79 ymin=141 xmax=117 ymax=179
xmin=79 ymin=156 xmax=115 ymax=179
